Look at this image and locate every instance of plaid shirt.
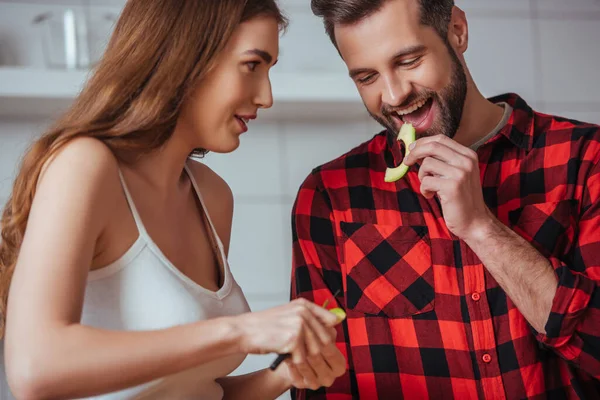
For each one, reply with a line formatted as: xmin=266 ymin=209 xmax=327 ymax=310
xmin=290 ymin=94 xmax=600 ymax=399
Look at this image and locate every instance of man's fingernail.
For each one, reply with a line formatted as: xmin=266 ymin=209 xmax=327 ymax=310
xmin=409 ymin=142 xmax=416 ymax=150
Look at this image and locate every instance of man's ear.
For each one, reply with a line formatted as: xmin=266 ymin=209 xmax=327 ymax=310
xmin=448 ymin=6 xmax=468 ymax=55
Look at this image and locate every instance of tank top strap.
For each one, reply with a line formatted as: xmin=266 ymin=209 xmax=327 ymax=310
xmin=116 ymin=167 xmax=151 ymax=240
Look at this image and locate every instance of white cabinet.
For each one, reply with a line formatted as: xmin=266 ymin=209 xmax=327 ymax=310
xmin=0 ymin=1 xmax=365 ymax=120
xmin=0 ymin=67 xmax=364 ymax=120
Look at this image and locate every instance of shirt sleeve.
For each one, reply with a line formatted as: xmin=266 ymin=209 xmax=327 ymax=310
xmin=289 ymin=172 xmax=357 ymax=400
xmin=536 ymin=159 xmax=600 ymax=380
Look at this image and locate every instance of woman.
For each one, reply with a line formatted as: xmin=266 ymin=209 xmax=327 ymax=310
xmin=0 ymin=0 xmax=346 ymax=398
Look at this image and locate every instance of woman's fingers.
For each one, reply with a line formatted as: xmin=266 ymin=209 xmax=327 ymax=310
xmin=321 ymin=343 xmax=347 ymax=377
xmin=302 ymin=300 xmax=339 ymax=327
xmin=306 ymin=353 xmax=336 ymax=388
xmin=303 ymin=309 xmax=336 ymax=348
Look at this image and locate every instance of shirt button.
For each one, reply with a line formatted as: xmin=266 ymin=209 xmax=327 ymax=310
xmin=471 ymin=293 xmax=481 ymax=301
xmin=482 ymin=354 xmax=492 ymax=363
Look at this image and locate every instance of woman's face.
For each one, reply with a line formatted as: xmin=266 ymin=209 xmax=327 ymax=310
xmin=178 ymin=15 xmax=280 ymax=153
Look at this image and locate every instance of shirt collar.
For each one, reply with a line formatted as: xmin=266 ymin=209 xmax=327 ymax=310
xmin=488 ymin=92 xmax=535 ymax=152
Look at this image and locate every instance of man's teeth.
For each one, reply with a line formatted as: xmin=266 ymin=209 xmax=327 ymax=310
xmin=397 ymin=98 xmax=429 ymax=116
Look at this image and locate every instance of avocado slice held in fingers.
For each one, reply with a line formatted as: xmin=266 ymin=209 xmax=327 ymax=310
xmin=384 ymin=123 xmax=416 ymax=183
xmin=329 ymin=307 xmax=346 ymax=322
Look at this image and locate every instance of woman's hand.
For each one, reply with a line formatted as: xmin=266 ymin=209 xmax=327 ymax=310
xmin=276 ymin=327 xmax=347 ymax=390
xmin=232 ymin=298 xmax=346 ymax=390
xmin=233 ymin=298 xmax=340 ymax=363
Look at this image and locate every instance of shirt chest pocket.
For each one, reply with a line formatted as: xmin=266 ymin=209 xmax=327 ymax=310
xmin=339 ymin=221 xmax=434 ymax=318
xmin=508 ymin=199 xmax=577 ymax=259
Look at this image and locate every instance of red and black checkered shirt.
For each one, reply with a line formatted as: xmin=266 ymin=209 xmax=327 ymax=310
xmin=290 ymin=94 xmax=600 ymax=399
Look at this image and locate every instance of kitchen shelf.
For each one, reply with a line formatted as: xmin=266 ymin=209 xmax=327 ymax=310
xmin=0 ymin=67 xmax=367 ymax=120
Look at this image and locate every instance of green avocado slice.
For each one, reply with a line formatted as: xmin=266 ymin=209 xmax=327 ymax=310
xmin=329 ymin=307 xmax=346 ymax=322
xmin=384 ymin=123 xmax=416 ymax=182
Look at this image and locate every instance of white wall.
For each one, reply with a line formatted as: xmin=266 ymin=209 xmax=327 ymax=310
xmin=1 ymin=0 xmax=600 ymax=398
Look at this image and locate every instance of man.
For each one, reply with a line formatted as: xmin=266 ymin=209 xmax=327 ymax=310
xmin=289 ymin=0 xmax=600 ymax=398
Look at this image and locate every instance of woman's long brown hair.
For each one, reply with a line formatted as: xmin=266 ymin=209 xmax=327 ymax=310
xmin=0 ymin=0 xmax=287 ymax=338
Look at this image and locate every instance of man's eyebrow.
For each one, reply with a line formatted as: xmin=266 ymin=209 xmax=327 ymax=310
xmin=391 ymin=44 xmax=427 ymax=60
xmin=349 ymin=45 xmax=427 ymax=79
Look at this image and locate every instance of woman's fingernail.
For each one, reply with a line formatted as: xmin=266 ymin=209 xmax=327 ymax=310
xmin=409 ymin=142 xmax=416 ymax=150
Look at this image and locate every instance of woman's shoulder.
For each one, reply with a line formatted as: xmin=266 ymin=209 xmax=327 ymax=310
xmin=37 ymin=137 xmax=123 ymax=209
xmin=40 ymin=137 xmax=120 ymax=180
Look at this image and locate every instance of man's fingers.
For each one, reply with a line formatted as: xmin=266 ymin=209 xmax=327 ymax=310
xmin=418 ymin=157 xmax=462 ymax=181
xmin=405 ymin=135 xmax=476 ymax=171
xmin=420 ymin=176 xmax=445 ymax=199
xmin=405 ymin=140 xmax=465 ymax=167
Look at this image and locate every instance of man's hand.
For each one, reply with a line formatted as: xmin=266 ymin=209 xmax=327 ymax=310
xmin=403 ymin=134 xmax=494 ymax=241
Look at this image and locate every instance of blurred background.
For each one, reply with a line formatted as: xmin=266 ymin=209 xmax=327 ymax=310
xmin=0 ymin=0 xmax=599 ymax=398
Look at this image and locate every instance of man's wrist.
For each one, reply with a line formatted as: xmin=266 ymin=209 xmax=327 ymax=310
xmin=462 ymin=211 xmax=505 ymax=248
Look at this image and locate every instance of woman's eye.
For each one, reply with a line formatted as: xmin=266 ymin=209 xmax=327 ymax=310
xmin=246 ymin=61 xmax=260 ymax=71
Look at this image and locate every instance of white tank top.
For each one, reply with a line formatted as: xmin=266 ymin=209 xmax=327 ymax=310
xmin=78 ymin=162 xmax=250 ymax=399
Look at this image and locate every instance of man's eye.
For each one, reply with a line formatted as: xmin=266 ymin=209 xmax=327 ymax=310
xmin=358 ymin=74 xmax=375 ymax=84
xmin=399 ymin=56 xmax=421 ymax=67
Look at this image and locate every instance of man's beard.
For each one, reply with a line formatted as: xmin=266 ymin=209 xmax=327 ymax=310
xmin=370 ymin=45 xmax=467 ymax=139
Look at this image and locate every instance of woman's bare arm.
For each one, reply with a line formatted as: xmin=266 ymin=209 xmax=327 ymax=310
xmin=4 ymin=138 xmax=249 ymax=399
